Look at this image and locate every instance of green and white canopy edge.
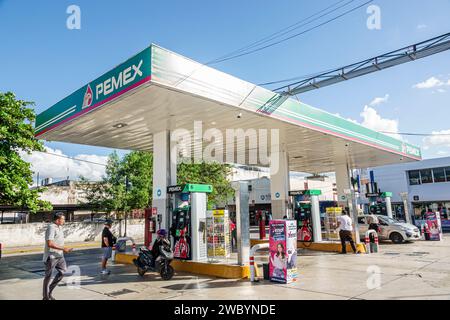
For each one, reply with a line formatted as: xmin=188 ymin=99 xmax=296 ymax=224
xmin=35 ymin=45 xmax=421 ymax=174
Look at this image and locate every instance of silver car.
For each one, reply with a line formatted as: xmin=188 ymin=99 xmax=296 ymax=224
xmin=358 ymin=215 xmax=421 ymax=244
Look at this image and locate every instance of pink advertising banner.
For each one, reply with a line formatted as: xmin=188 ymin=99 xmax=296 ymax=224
xmin=425 ymin=212 xmax=442 ymax=241
xmin=269 ymin=220 xmax=298 ymax=284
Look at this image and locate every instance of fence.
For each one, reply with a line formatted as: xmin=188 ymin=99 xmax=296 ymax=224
xmin=0 ymin=219 xmax=144 ymax=247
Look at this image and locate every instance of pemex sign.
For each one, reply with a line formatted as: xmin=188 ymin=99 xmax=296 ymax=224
xmin=35 ymin=47 xmax=151 ymax=136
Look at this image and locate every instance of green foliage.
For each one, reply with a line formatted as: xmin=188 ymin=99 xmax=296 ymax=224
xmin=78 ymin=176 xmax=111 ymax=214
xmin=177 ymin=161 xmax=234 ymax=207
xmin=0 ymin=92 xmax=52 ymax=212
xmin=81 ymin=152 xmax=233 ymax=211
xmin=122 ymin=151 xmax=153 ymax=211
xmin=80 ymin=151 xmax=153 ymax=216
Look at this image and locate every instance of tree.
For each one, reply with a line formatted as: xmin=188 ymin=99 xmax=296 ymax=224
xmin=78 ymin=176 xmax=111 ymax=217
xmin=81 ymin=152 xmax=233 ymax=218
xmin=0 ymin=92 xmax=51 ymax=212
xmin=121 ymin=151 xmax=153 ymax=211
xmin=80 ymin=151 xmax=153 ymax=234
xmin=177 ymin=161 xmax=234 ymax=207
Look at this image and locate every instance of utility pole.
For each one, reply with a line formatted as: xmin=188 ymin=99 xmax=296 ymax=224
xmin=259 ymin=33 xmax=450 ymax=115
xmin=124 ymin=175 xmax=131 ymax=237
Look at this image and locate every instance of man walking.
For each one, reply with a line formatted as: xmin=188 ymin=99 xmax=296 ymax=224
xmin=101 ymin=219 xmax=116 ymax=275
xmin=337 ymin=210 xmax=359 ymax=254
xmin=43 ymin=213 xmax=73 ymax=300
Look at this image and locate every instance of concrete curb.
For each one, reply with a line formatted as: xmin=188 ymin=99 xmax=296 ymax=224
xmin=2 ymin=242 xmax=99 ymax=255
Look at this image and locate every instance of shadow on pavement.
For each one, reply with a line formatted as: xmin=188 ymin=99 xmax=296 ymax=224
xmin=160 ymin=278 xmax=251 ymax=291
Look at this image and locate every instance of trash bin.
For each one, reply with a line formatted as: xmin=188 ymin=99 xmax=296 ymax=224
xmin=263 ymin=263 xmax=270 ymax=280
xmin=115 ymin=240 xmax=127 ymax=252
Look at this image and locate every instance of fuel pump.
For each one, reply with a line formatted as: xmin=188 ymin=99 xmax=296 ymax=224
xmin=366 ymin=183 xmax=393 ymax=218
xmin=167 ymin=184 xmax=213 ymax=261
xmin=289 ymin=190 xmax=322 ymax=242
xmin=258 ymin=210 xmax=266 ymax=240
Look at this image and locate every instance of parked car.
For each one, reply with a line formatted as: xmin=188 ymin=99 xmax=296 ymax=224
xmin=358 ymin=215 xmax=421 ymax=244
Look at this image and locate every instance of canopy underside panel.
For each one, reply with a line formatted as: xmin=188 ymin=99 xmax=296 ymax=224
xmin=39 ymin=82 xmax=414 ymax=173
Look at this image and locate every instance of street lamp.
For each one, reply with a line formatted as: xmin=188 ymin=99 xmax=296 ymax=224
xmin=124 ymin=176 xmax=132 ymax=237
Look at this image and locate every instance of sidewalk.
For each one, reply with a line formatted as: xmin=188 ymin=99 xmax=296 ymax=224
xmin=1 ymin=226 xmax=264 ymax=255
xmin=2 ymin=237 xmax=145 ymax=256
xmin=1 ymin=241 xmax=101 ymax=256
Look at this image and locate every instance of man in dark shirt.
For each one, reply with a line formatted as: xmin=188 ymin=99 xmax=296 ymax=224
xmin=101 ymin=220 xmax=116 ymax=275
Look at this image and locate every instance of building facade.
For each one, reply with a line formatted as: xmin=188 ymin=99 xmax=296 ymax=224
xmin=226 ymin=173 xmax=337 ymax=225
xmin=364 ymin=157 xmax=450 ymax=229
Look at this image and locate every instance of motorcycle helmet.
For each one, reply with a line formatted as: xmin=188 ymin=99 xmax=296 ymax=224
xmin=157 ymin=229 xmax=167 ymax=238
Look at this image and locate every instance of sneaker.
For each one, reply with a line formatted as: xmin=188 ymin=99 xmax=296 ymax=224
xmin=100 ymin=269 xmax=111 ymax=275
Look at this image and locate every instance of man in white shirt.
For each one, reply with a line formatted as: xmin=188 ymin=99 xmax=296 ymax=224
xmin=43 ymin=213 xmax=73 ymax=300
xmin=337 ymin=211 xmax=358 ymax=254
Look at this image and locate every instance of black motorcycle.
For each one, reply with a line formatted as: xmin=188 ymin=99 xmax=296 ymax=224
xmin=132 ymin=239 xmax=174 ymax=280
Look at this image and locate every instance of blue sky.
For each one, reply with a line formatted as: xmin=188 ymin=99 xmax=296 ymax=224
xmin=1 ymin=0 xmax=450 ymax=179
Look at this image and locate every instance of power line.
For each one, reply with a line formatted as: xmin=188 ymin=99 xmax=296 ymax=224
xmin=34 ymin=150 xmax=107 ymax=167
xmin=208 ymin=0 xmax=355 ymax=64
xmin=272 ymin=32 xmax=450 ymax=94
xmin=258 ymin=68 xmax=338 ymax=87
xmin=380 ymin=131 xmax=450 ymax=137
xmin=209 ymin=0 xmax=374 ymax=64
xmin=173 ymin=0 xmax=372 ymax=88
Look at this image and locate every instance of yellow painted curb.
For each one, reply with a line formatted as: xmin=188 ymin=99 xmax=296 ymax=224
xmin=115 ymin=252 xmax=138 ymax=264
xmin=172 ymin=260 xmax=250 ymax=279
xmin=115 ymin=253 xmax=251 ymax=279
xmin=250 ymin=239 xmax=367 ymax=254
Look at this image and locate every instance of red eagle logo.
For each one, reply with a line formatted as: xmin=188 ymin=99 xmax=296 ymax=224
xmin=82 ymin=84 xmax=93 ymax=109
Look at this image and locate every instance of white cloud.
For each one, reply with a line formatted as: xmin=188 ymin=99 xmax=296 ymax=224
xmin=369 ymin=94 xmax=389 ymax=107
xmin=21 ymin=146 xmax=108 ymax=184
xmin=413 ymin=76 xmax=447 ymax=89
xmin=423 ymin=130 xmax=450 ymax=149
xmin=334 ymin=112 xmax=359 ymax=124
xmin=360 ymin=106 xmax=401 ymax=140
xmin=417 ymin=24 xmax=427 ymax=30
xmin=436 ymin=150 xmax=449 ymax=156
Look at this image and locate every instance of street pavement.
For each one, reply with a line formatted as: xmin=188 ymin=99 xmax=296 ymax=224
xmin=1 ymin=236 xmax=450 ymax=300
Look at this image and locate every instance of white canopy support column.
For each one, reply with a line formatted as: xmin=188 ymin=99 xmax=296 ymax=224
xmin=270 ymin=142 xmax=290 ymax=220
xmin=309 ymin=190 xmax=323 ymax=243
xmin=382 ymin=192 xmax=394 ymax=219
xmin=336 ymin=163 xmax=351 ymax=207
xmin=335 ymin=162 xmax=360 ymax=243
xmin=152 ymin=130 xmax=175 ymax=232
xmin=235 ymin=181 xmax=250 ymax=266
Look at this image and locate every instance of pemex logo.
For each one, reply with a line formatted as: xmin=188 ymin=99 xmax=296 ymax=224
xmin=82 ymin=84 xmax=93 ymax=109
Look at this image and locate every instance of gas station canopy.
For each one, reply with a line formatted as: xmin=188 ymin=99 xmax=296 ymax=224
xmin=35 ymin=45 xmax=421 ymax=173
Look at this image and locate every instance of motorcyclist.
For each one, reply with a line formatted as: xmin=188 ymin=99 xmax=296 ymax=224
xmin=150 ymin=229 xmax=168 ymax=267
